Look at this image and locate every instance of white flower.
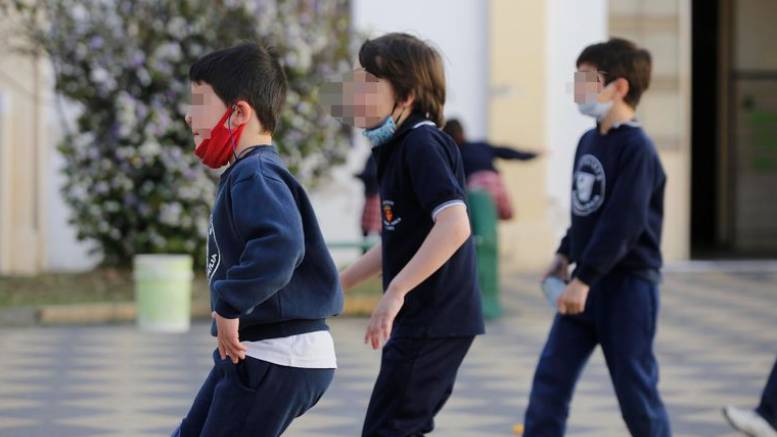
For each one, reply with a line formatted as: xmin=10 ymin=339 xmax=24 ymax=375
xmin=149 ymin=232 xmax=166 ymax=249
xmin=94 ymin=181 xmax=109 ymax=194
xmin=159 ymin=202 xmax=183 ymax=226
xmin=177 ymin=185 xmax=198 ymax=201
xmin=139 ymin=141 xmax=161 ymax=158
xmin=71 ymin=3 xmax=89 ymax=22
xmin=115 ymin=147 xmax=132 ymax=160
xmin=154 ymin=42 xmax=182 ymax=63
xmin=167 ymin=17 xmax=187 ymax=39
xmin=195 ymin=217 xmax=208 ymax=238
xmin=137 ymin=68 xmax=152 ymax=86
xmin=90 ymin=67 xmax=110 ymax=85
xmin=140 ymin=181 xmax=155 ymax=195
xmin=104 ymin=201 xmax=120 ymax=213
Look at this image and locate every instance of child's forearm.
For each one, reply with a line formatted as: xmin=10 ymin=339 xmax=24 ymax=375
xmin=388 ymin=205 xmax=471 ymax=297
xmin=340 ymin=242 xmax=382 ymax=290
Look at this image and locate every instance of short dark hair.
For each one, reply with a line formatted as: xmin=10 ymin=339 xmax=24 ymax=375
xmin=576 ymin=38 xmax=652 ymax=108
xmin=189 ymin=42 xmax=287 ymax=133
xmin=442 ymin=118 xmax=465 ymax=145
xmin=359 ymin=33 xmax=446 ymax=127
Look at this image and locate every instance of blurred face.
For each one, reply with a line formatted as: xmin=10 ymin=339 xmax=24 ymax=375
xmin=574 ymin=62 xmax=615 ymax=104
xmin=322 ymin=68 xmax=398 ymax=129
xmin=185 ymin=82 xmax=228 ymax=146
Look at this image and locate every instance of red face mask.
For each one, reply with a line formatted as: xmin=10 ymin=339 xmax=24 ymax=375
xmin=194 ymin=106 xmax=246 ymax=169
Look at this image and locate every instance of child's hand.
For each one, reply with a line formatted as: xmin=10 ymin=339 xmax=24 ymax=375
xmin=213 ymin=311 xmax=247 ymax=364
xmin=339 ymin=272 xmax=351 ymax=293
xmin=364 ymin=287 xmax=405 ymax=350
xmin=556 ymin=279 xmax=590 ymax=315
xmin=543 ymin=254 xmax=570 ymax=282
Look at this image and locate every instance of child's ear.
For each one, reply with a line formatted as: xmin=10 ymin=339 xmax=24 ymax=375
xmin=614 ymin=78 xmax=630 ymax=101
xmin=399 ymin=91 xmax=416 ymax=110
xmin=233 ymin=101 xmax=254 ymax=126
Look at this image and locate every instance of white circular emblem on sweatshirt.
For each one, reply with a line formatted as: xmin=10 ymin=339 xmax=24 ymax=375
xmin=572 ymin=154 xmax=606 ymax=216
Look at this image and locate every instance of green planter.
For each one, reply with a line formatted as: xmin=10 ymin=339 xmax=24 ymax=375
xmin=133 ymin=254 xmax=193 ymax=333
xmin=467 ymin=190 xmax=502 ymax=319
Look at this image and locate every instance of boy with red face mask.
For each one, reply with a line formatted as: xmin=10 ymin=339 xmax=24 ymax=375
xmin=174 ymin=42 xmax=343 ymax=437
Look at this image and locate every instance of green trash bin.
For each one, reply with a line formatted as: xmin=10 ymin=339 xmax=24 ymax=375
xmin=467 ymin=190 xmax=502 ymax=319
xmin=133 ymin=254 xmax=193 ymax=333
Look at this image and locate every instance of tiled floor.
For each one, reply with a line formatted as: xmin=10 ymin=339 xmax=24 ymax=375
xmin=0 ymin=268 xmax=775 ymax=436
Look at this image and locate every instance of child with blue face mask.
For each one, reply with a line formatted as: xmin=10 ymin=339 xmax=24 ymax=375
xmin=523 ymin=38 xmax=672 ymax=437
xmin=329 ymin=33 xmax=485 ymax=436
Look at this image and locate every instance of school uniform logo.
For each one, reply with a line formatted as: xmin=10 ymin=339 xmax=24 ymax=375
xmin=382 ymin=200 xmax=402 ymax=231
xmin=206 ymin=218 xmax=221 ymax=283
xmin=572 ymin=154 xmax=606 ymax=216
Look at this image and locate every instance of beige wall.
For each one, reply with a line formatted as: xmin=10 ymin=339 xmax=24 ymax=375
xmin=0 ymin=17 xmax=49 ymax=275
xmin=489 ymin=0 xmax=556 ymax=272
xmin=609 ymin=0 xmax=692 ymax=262
xmin=491 ymin=0 xmax=692 ymax=272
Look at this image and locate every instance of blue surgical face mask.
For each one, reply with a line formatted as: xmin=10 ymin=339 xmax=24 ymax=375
xmin=577 ymin=100 xmax=613 ymax=121
xmin=363 ymin=114 xmax=397 ymax=147
xmin=577 ymin=83 xmax=614 ymax=121
xmin=363 ymin=104 xmax=405 ymax=147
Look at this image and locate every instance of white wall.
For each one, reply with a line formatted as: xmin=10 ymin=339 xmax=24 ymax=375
xmin=310 ymin=0 xmax=490 ymax=265
xmin=544 ymin=0 xmax=608 ymax=238
xmin=47 ymin=136 xmax=100 ymax=271
xmin=351 ymin=0 xmax=489 ymax=140
xmin=44 ymin=68 xmax=100 ymax=271
xmin=0 ymin=90 xmax=8 ymax=272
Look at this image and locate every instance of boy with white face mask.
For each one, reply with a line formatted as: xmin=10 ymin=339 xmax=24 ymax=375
xmin=523 ymin=38 xmax=672 ymax=436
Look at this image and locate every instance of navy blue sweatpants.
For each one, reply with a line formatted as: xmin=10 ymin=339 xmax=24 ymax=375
xmin=524 ymin=272 xmax=671 ymax=437
xmin=757 ymin=356 xmax=777 ymax=429
xmin=362 ymin=336 xmax=475 ymax=437
xmin=172 ymin=349 xmax=333 ymax=437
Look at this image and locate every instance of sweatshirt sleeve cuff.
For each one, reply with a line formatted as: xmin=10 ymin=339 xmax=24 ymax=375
xmin=214 ymin=297 xmax=241 ymax=319
xmin=575 ymin=264 xmax=600 ymax=287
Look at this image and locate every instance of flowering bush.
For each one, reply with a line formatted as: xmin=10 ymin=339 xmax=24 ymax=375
xmin=9 ymin=0 xmax=352 ymax=266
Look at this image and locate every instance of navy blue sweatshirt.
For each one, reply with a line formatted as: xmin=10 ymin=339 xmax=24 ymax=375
xmin=207 ymin=145 xmax=344 ymax=341
xmin=356 ymin=154 xmax=378 ymax=196
xmin=558 ymin=122 xmax=666 ymax=286
xmin=372 ymin=112 xmax=485 ymax=338
xmin=459 ymin=141 xmax=537 ymax=178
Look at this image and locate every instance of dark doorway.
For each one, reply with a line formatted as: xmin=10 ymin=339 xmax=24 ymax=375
xmin=691 ymin=0 xmax=722 ymax=257
xmin=691 ymin=0 xmax=777 ymax=258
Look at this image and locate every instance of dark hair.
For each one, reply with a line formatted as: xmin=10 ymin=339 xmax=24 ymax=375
xmin=358 ymin=33 xmax=446 ymax=127
xmin=576 ymin=38 xmax=652 ymax=108
xmin=189 ymin=42 xmax=287 ymax=133
xmin=442 ymin=118 xmax=465 ymax=145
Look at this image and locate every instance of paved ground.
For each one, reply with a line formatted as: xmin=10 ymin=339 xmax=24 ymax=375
xmin=0 ymin=267 xmax=775 ymax=436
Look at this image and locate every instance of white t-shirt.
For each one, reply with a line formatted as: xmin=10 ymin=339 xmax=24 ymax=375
xmin=242 ymin=330 xmax=337 ymax=369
